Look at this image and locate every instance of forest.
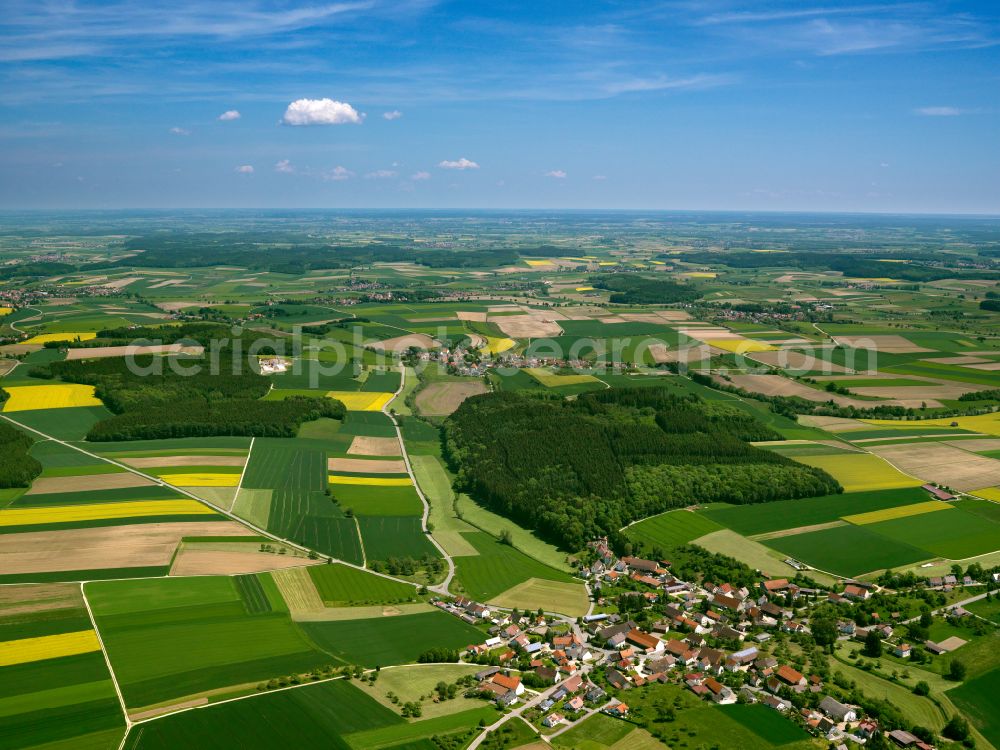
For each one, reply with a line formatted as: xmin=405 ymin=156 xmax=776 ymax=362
xmin=590 ymin=274 xmax=701 ymax=304
xmin=30 ymin=327 xmax=344 ymax=440
xmin=0 ymin=421 xmax=41 ymax=488
xmin=443 ymin=388 xmax=840 ymax=550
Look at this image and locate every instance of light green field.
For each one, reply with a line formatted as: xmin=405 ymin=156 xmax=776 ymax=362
xmin=409 ymin=454 xmax=479 ymax=557
xmin=794 ymin=452 xmax=922 ymax=492
xmin=353 ymin=663 xmax=484 ymax=719
xmin=489 ymin=577 xmax=590 ymax=617
xmin=455 ymin=494 xmax=571 ymax=572
xmin=694 ymin=528 xmax=836 ymax=586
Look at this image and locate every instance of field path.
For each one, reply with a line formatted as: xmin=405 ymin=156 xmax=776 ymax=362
xmin=79 ymin=582 xmax=132 ymax=736
xmin=383 ymin=365 xmax=456 ymax=595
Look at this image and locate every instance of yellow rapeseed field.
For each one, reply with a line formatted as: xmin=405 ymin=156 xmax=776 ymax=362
xmin=842 ymin=500 xmax=952 ymax=526
xmin=0 ymin=499 xmax=214 ymax=527
xmin=795 ymin=453 xmax=922 ymax=493
xmin=326 ymin=391 xmax=394 ymax=411
xmin=0 ymin=307 xmax=12 ymax=316
xmin=864 ymin=413 xmax=1000 ymax=437
xmin=702 ymin=338 xmax=778 ymax=354
xmin=158 ymin=473 xmax=241 ymax=487
xmin=1 ymin=384 xmax=103 ymax=412
xmin=0 ymin=630 xmax=101 ymax=667
xmin=970 ymin=487 xmax=1000 ymax=501
xmin=328 ymin=475 xmax=412 ymax=486
xmin=21 ymin=332 xmax=97 ymax=345
xmin=483 ymin=336 xmax=516 ymax=355
xmin=575 ymin=286 xmax=595 ymax=292
xmin=682 ymin=271 xmax=717 ymax=278
xmin=524 ymin=259 xmax=553 ymax=267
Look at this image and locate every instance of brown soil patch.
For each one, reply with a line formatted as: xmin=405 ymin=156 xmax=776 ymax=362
xmin=746 ymin=349 xmax=847 ymax=373
xmin=26 ymin=472 xmax=156 ymax=495
xmin=169 ymin=549 xmax=321 ymax=576
xmin=850 ymin=382 xmax=984 ymax=400
xmin=923 ymin=356 xmax=992 ymax=365
xmin=868 ymin=443 xmax=1000 ymax=491
xmin=66 ymin=344 xmax=204 ymax=360
xmin=965 ymin=362 xmax=1000 ymax=371
xmin=415 ymin=381 xmax=488 ymax=416
xmin=0 ymin=345 xmax=42 ymax=356
xmin=369 ymin=333 xmax=437 ymax=352
xmin=833 ymin=335 xmax=934 ymax=353
xmin=648 ymin=344 xmax=711 ymax=364
xmin=328 ymin=458 xmax=407 ymax=473
xmin=130 ymin=698 xmax=208 ymax=721
xmin=0 ymin=583 xmax=80 ymax=616
xmin=456 ymin=311 xmax=488 ymax=322
xmin=102 ymin=277 xmax=141 ymax=289
xmin=122 ymin=455 xmax=246 ymax=468
xmin=154 ymin=301 xmax=201 ymax=312
xmin=0 ymin=360 xmax=18 ymax=376
xmin=347 ymin=436 xmax=401 ymax=456
xmin=656 ymin=310 xmax=692 ymax=321
xmin=494 ymin=314 xmax=563 ymax=338
xmin=0 ymin=521 xmax=249 ymax=574
xmin=944 ymin=439 xmax=1000 ymax=452
xmin=720 ymin=374 xmax=868 ymax=407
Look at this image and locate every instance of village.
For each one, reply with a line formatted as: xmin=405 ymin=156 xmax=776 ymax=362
xmin=428 ymin=537 xmax=998 ymax=749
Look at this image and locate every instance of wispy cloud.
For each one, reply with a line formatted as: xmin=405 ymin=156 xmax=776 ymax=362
xmin=235 ymin=164 xmax=254 ymax=173
xmin=323 ymin=165 xmax=354 ymax=181
xmin=411 ymin=171 xmax=431 ymax=180
xmin=218 ymin=109 xmax=241 ymax=121
xmin=365 ymin=169 xmax=397 ymax=178
xmin=274 ymin=159 xmax=294 ymax=173
xmin=382 ymin=110 xmax=402 ymax=120
xmin=169 ymin=126 xmax=190 ymax=136
xmin=914 ymin=106 xmax=965 ymax=116
xmin=439 ymin=158 xmax=479 ymax=170
xmin=544 ymin=170 xmax=567 ymax=178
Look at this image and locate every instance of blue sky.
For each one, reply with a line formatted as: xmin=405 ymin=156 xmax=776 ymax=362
xmin=1 ymin=1 xmax=997 ymax=212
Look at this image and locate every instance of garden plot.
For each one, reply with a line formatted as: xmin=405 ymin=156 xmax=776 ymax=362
xmin=866 ymin=442 xmax=1000 ymax=491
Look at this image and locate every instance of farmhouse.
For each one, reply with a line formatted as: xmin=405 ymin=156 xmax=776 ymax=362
xmin=776 ymin=665 xmax=806 ymax=687
xmin=703 ymin=677 xmax=736 ymax=705
xmin=491 ymin=673 xmax=524 ymax=696
xmin=843 ymin=584 xmax=870 ymax=601
xmin=818 ymin=696 xmax=858 ymax=723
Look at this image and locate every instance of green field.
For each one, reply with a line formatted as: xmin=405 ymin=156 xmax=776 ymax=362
xmin=763 ymin=523 xmax=930 ymax=576
xmin=332 ymin=483 xmax=423 ymax=516
xmin=948 ymin=667 xmax=1000 ymax=749
xmin=86 ymin=576 xmax=331 ymax=710
xmin=864 ymin=506 xmax=1000 ymax=560
xmin=551 ymin=713 xmax=633 ymax=748
xmin=700 ymin=487 xmax=930 ymax=535
xmin=624 ymin=509 xmax=723 ymax=551
xmin=124 ymin=678 xmax=400 ymax=750
xmin=298 ymin=611 xmax=484 ymax=667
xmin=308 ymin=564 xmax=419 ymax=606
xmin=454 ymin=531 xmax=578 ymax=602
xmin=357 ymin=516 xmax=439 ymax=561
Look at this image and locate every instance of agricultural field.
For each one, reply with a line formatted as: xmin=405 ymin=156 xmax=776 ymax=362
xmin=624 ymin=509 xmax=723 ymax=551
xmin=949 ymin=667 xmax=1000 ymax=749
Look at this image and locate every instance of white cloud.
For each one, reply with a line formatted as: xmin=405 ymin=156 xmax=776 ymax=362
xmin=544 ymin=170 xmax=567 ymax=178
xmin=218 ymin=110 xmax=241 ymax=121
xmin=411 ymin=171 xmax=431 ymax=180
xmin=438 ymin=157 xmax=479 ymax=170
xmin=274 ymin=159 xmax=294 ymax=173
xmin=235 ymin=165 xmax=254 ymax=174
xmin=383 ymin=110 xmax=403 ymax=120
xmin=592 ymin=174 xmax=607 ymax=180
xmin=282 ymin=98 xmax=364 ymax=126
xmin=914 ymin=106 xmax=964 ymax=116
xmin=323 ymin=165 xmax=354 ymax=181
xmin=365 ymin=169 xmax=397 ymax=179
xmin=169 ymin=126 xmax=190 ymax=136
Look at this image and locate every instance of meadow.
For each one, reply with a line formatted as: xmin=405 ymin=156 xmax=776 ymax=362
xmin=453 ymin=531 xmax=580 ymax=603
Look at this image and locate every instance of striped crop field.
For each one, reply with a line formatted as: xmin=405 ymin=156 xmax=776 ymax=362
xmin=842 ymin=500 xmax=953 ymax=525
xmin=20 ymin=332 xmax=98 ymax=345
xmin=329 ymin=475 xmax=412 ymax=486
xmin=0 ymin=499 xmax=214 ymax=527
xmin=326 ymin=391 xmax=394 ymax=411
xmin=1 ymin=384 xmax=103 ymax=412
xmin=158 ymin=472 xmax=241 ymax=487
xmin=0 ymin=629 xmax=101 ymax=667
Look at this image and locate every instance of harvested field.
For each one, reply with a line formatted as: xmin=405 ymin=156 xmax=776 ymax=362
xmin=328 ymin=457 xmax=407 ymax=473
xmin=833 ymin=334 xmax=933 ymax=353
xmin=0 ymin=359 xmax=17 ymax=376
xmin=748 ymin=349 xmax=848 ymax=372
xmin=101 ymin=276 xmax=141 ymax=289
xmin=720 ymin=374 xmax=869 ymax=407
xmin=849 ymin=381 xmax=986 ymax=400
xmin=122 ymin=455 xmax=246 ymax=468
xmin=155 ymin=301 xmax=201 ymax=312
xmin=456 ymin=311 xmax=488 ymax=322
xmin=842 ymin=500 xmax=953 ymax=525
xmin=946 ymin=439 xmax=1000 ymax=452
xmin=26 ymin=472 xmax=156 ymax=495
xmin=867 ymin=442 xmax=1000 ymax=491
xmin=965 ymin=362 xmax=1000 ymax=371
xmin=2 ymin=383 xmax=103 ymax=412
xmin=924 ymin=356 xmax=992 ymax=365
xmin=327 ymin=391 xmax=394 ymax=411
xmin=271 ymin=567 xmax=324 ymax=616
xmin=368 ymin=333 xmax=436 ymax=352
xmin=169 ymin=549 xmax=320 ymax=576
xmin=415 ymin=380 xmax=488 ymax=416
xmin=493 ymin=314 xmax=563 ymax=338
xmin=0 ymin=582 xmax=79 ymax=616
xmin=649 ymin=344 xmax=712 ymax=364
xmin=66 ymin=343 xmax=204 ymax=360
xmin=347 ymin=436 xmax=401 ymax=456
xmin=798 ymin=415 xmax=871 ymax=431
xmin=0 ymin=520 xmax=249 ymax=574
